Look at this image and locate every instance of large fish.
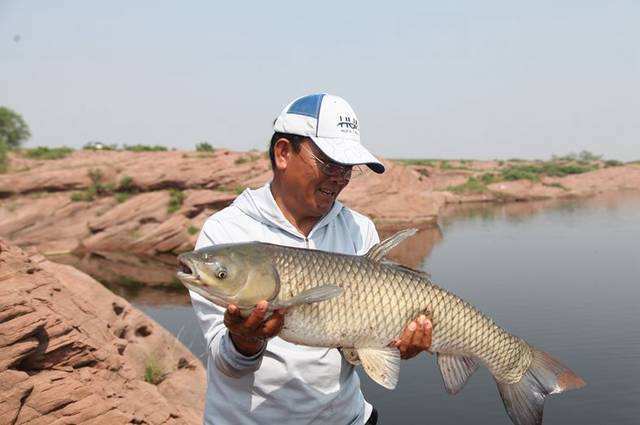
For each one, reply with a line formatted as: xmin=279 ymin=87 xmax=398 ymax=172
xmin=177 ymin=229 xmax=585 ymax=425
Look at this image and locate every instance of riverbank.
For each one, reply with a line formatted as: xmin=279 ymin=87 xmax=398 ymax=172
xmin=0 ymin=239 xmax=206 ymax=424
xmin=0 ymin=149 xmax=638 ymax=271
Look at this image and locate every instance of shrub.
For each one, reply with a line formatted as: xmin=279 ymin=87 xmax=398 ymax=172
xmin=0 ymin=140 xmax=7 ymax=173
xmin=70 ymin=187 xmax=97 ymax=202
xmin=543 ymin=182 xmax=569 ymax=191
xmin=500 ymin=166 xmax=541 ymax=182
xmin=196 ymin=142 xmax=215 ymax=152
xmin=234 ymin=153 xmax=261 ymax=165
xmin=446 ymin=177 xmax=487 ymax=194
xmin=578 ymin=150 xmax=602 ymax=162
xmin=440 ymin=160 xmax=452 ymax=170
xmin=395 ymin=159 xmax=438 ymax=167
xmin=123 ymin=144 xmax=167 ymax=152
xmin=480 ymin=173 xmax=498 ymax=184
xmin=167 ymin=189 xmax=184 ymax=213
xmin=23 ymin=146 xmax=73 ymax=160
xmin=115 ymin=192 xmax=131 ymax=203
xmin=118 ymin=175 xmax=136 ymax=192
xmin=144 ymin=356 xmax=165 ymax=385
xmin=604 ymin=159 xmax=623 ymax=167
xmin=0 ymin=107 xmax=31 ymax=148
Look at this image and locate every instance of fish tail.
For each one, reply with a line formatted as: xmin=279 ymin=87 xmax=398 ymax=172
xmin=496 ymin=348 xmax=586 ymax=425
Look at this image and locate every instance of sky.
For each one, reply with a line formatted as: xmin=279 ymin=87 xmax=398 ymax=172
xmin=1 ymin=0 xmax=639 ymax=160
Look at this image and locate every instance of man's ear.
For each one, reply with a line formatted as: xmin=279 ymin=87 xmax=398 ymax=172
xmin=273 ymin=138 xmax=292 ymax=171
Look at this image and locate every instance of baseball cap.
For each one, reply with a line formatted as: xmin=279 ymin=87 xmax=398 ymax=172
xmin=273 ymin=93 xmax=385 ymax=174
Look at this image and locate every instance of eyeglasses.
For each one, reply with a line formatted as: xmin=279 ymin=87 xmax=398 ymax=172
xmin=301 ymin=145 xmax=365 ymax=179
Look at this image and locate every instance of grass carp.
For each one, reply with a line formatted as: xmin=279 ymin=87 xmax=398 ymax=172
xmin=177 ymin=229 xmax=585 ymax=425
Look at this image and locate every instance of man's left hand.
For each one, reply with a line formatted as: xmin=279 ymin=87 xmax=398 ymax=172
xmin=391 ymin=314 xmax=432 ymax=360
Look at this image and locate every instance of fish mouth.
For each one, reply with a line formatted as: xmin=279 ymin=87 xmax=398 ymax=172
xmin=178 ymin=259 xmax=192 ymax=275
xmin=176 ymin=258 xmax=197 ymax=282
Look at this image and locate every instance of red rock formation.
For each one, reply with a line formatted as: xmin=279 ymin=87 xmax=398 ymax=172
xmin=1 ymin=150 xmax=639 ymax=258
xmin=0 ymin=239 xmax=206 ymax=424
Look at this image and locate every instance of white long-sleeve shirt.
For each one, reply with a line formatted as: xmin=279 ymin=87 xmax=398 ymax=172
xmin=189 ymin=183 xmax=380 ymax=425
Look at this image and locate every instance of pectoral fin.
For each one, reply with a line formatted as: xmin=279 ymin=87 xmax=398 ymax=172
xmin=437 ymin=353 xmax=480 ymax=395
xmin=271 ymin=285 xmax=343 ymax=309
xmin=357 ymin=346 xmax=401 ymax=389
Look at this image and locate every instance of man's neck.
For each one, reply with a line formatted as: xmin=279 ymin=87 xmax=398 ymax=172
xmin=270 ymin=181 xmax=320 ymax=237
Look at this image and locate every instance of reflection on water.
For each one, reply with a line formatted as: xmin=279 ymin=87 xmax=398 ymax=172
xmin=52 ymin=192 xmax=640 ymax=424
xmin=52 ymin=250 xmax=192 ymax=305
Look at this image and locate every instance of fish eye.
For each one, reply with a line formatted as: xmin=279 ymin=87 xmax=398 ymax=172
xmin=217 ymin=270 xmax=227 ymax=279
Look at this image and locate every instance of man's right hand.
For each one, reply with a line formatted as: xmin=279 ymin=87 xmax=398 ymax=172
xmin=223 ymin=300 xmax=286 ymax=356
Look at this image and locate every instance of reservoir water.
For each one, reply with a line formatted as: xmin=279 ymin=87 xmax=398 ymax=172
xmin=105 ymin=192 xmax=639 ymax=424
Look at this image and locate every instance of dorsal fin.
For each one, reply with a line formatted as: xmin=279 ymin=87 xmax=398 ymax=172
xmin=365 ymin=228 xmax=418 ymax=262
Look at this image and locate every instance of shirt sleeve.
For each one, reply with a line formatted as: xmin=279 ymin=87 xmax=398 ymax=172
xmin=189 ymin=218 xmax=266 ymax=378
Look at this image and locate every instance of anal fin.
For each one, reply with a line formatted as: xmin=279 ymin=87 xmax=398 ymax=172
xmin=437 ymin=353 xmax=480 ymax=395
xmin=340 ymin=348 xmax=361 ymax=365
xmin=357 ymin=346 xmax=401 ymax=390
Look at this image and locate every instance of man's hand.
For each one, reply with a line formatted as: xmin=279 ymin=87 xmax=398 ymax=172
xmin=224 ymin=300 xmax=286 ymax=357
xmin=391 ymin=314 xmax=432 ymax=360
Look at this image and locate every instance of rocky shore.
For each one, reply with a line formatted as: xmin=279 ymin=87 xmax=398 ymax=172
xmin=0 ymin=239 xmax=206 ymax=424
xmin=1 ymin=150 xmax=638 ymax=260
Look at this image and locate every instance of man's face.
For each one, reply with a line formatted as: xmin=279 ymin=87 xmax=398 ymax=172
xmin=279 ymin=139 xmax=352 ymax=218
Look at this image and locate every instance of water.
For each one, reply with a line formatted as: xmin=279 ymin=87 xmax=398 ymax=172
xmin=108 ymin=192 xmax=640 ymax=424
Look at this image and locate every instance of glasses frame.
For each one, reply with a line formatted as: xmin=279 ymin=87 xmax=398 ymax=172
xmin=301 ymin=144 xmax=363 ymax=179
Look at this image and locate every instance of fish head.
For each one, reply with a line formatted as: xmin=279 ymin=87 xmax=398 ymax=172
xmin=176 ymin=243 xmax=279 ymax=309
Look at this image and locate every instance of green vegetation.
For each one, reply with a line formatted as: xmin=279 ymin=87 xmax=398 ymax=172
xmin=124 ymin=144 xmax=167 ymax=152
xmin=144 ymin=356 xmax=165 ymax=385
xmin=70 ymin=189 xmax=96 ymax=202
xmin=115 ymin=192 xmax=131 ymax=203
xmin=216 ymin=185 xmax=246 ymax=195
xmin=552 ymin=150 xmax=602 ymax=162
xmin=543 ymin=182 xmax=569 ymax=191
xmin=23 ymin=146 xmax=74 ymax=160
xmin=0 ymin=140 xmax=7 ymax=173
xmin=479 ymin=173 xmax=499 ymax=184
xmin=167 ymin=189 xmax=185 ymax=213
xmin=0 ymin=106 xmax=31 ymax=149
xmin=234 ymin=152 xmax=261 ymax=165
xmin=394 ymin=159 xmax=438 ymax=167
xmin=187 ymin=225 xmax=199 ymax=235
xmin=446 ymin=177 xmax=488 ymax=194
xmin=196 ymin=142 xmax=215 ymax=152
xmin=499 ymin=161 xmax=597 ymax=182
xmin=71 ymin=168 xmax=119 ymax=202
xmin=604 ymin=159 xmax=623 ymax=167
xmin=118 ymin=175 xmax=136 ymax=193
xmin=72 ymin=173 xmax=138 ymax=203
xmin=440 ymin=160 xmax=452 ymax=170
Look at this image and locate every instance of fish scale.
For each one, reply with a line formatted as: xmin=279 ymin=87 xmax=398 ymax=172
xmin=178 ymin=228 xmax=585 ymax=425
xmin=271 ymin=243 xmax=530 ymax=383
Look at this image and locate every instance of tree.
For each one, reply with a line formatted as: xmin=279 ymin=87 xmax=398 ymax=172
xmin=0 ymin=106 xmax=31 ymax=148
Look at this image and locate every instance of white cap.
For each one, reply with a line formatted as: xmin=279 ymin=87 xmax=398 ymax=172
xmin=273 ymin=93 xmax=385 ymax=174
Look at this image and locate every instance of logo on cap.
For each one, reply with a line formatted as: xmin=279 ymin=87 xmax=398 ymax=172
xmin=337 ymin=114 xmax=359 ymax=134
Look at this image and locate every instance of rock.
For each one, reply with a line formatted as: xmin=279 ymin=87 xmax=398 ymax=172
xmin=1 ymin=151 xmax=639 ymax=257
xmin=0 ymin=239 xmax=206 ymax=424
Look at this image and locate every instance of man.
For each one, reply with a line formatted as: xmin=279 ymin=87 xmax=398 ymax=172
xmin=190 ymin=93 xmax=432 ymax=425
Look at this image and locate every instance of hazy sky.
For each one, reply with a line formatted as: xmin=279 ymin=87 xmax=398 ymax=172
xmin=1 ymin=1 xmax=639 ymax=160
